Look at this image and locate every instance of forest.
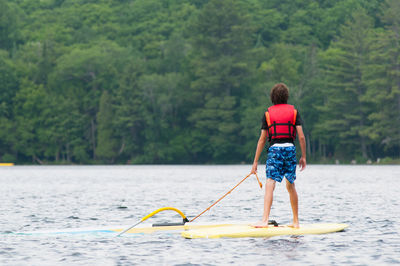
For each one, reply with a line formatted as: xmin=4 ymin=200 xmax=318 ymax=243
xmin=0 ymin=0 xmax=399 ymax=164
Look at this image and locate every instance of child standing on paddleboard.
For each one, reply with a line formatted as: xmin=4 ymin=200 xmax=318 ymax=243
xmin=251 ymin=83 xmax=306 ymax=228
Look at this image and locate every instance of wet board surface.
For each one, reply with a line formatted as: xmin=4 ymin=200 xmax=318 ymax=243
xmin=181 ymin=223 xmax=349 ymax=239
xmin=15 ymin=223 xmax=234 ymax=235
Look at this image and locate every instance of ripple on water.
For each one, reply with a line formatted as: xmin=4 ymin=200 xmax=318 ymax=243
xmin=0 ymin=165 xmax=399 ymax=265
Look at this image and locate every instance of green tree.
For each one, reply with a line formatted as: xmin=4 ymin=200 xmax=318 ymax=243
xmin=113 ymin=56 xmax=146 ymax=163
xmin=13 ymin=79 xmax=48 ymax=163
xmin=48 ymin=41 xmax=124 ymax=161
xmin=186 ymin=0 xmax=253 ymax=162
xmin=0 ymin=50 xmax=18 ymax=161
xmin=2 ymin=0 xmax=400 ymax=164
xmin=137 ymin=72 xmax=188 ymax=163
xmin=96 ymin=91 xmax=118 ymax=163
xmin=0 ymin=50 xmax=19 ymax=117
xmin=0 ymin=0 xmax=22 ymax=51
xmin=189 ymin=95 xmax=240 ymax=162
xmin=363 ymin=0 xmax=400 ymax=158
xmin=316 ymin=9 xmax=374 ymax=160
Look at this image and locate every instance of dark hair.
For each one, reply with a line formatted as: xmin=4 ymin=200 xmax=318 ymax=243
xmin=270 ymin=83 xmax=289 ymax=105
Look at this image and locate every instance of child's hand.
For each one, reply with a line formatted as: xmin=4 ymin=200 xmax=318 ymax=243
xmin=251 ymin=163 xmax=258 ymax=174
xmin=298 ymin=157 xmax=306 ymax=171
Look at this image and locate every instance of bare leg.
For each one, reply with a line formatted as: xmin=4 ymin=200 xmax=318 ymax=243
xmin=286 ymin=179 xmax=299 ymax=228
xmin=253 ymin=178 xmax=276 ymax=228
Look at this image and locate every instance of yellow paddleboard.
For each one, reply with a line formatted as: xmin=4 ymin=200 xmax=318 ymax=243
xmin=113 ymin=223 xmax=233 ymax=234
xmin=18 ymin=223 xmax=235 ymax=235
xmin=181 ymin=223 xmax=348 ymax=239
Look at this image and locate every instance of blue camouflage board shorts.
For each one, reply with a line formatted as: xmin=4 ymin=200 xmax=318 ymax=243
xmin=266 ymin=146 xmax=297 ymax=183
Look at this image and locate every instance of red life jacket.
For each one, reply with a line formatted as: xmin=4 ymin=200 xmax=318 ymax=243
xmin=265 ymin=104 xmax=297 ymax=142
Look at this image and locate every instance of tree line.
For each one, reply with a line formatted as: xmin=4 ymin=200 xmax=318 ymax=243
xmin=0 ymin=0 xmax=399 ymax=164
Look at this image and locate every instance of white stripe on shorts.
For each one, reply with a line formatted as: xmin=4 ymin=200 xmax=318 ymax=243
xmin=271 ymin=143 xmax=294 ymax=147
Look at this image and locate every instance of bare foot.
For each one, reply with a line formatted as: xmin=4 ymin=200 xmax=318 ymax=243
xmin=288 ymin=222 xmax=300 ymax=228
xmin=252 ymin=221 xmax=269 ymax=228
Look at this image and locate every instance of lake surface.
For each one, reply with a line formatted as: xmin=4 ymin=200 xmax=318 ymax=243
xmin=0 ymin=165 xmax=399 ymax=265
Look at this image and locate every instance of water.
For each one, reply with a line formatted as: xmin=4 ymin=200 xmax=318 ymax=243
xmin=0 ymin=165 xmax=399 ymax=265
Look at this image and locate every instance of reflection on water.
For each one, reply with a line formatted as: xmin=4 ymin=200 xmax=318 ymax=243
xmin=0 ymin=165 xmax=399 ymax=265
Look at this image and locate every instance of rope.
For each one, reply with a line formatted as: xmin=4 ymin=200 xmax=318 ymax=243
xmin=190 ymin=173 xmax=262 ymax=223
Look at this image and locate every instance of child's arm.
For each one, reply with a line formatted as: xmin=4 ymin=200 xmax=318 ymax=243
xmin=296 ymin=125 xmax=307 ymax=171
xmin=251 ymin=130 xmax=268 ymax=174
